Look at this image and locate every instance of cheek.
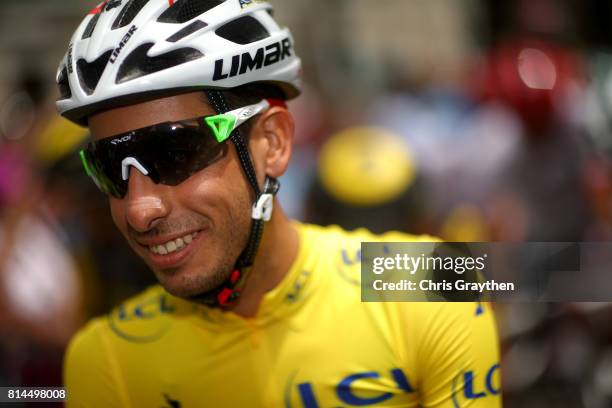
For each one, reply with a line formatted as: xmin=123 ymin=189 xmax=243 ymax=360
xmin=180 ymin=151 xmax=252 ymax=219
xmin=109 ymin=199 xmax=128 ymax=235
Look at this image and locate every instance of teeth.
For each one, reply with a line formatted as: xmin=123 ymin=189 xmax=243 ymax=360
xmin=149 ymin=232 xmax=197 ymax=255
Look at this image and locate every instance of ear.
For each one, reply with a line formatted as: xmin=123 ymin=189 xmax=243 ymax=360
xmin=252 ymin=106 xmax=294 ymax=179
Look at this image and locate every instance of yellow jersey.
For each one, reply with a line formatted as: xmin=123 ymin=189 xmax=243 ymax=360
xmin=64 ymin=223 xmax=501 ymax=407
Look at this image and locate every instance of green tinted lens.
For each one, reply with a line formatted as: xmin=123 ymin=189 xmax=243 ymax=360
xmin=80 ymin=149 xmax=105 ymax=192
xmin=79 ymin=149 xmax=94 ymax=179
xmin=80 ymin=148 xmax=125 ymax=198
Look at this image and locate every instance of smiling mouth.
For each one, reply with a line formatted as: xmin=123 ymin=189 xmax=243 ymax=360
xmin=148 ymin=232 xmax=199 ymax=255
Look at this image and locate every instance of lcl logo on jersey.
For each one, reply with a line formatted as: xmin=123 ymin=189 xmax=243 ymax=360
xmin=288 ymin=363 xmax=501 ymax=407
xmin=291 ymin=368 xmax=415 ymax=407
xmin=453 ymin=363 xmax=501 ymax=404
xmin=212 ymin=38 xmax=293 ymax=81
xmin=108 ymin=294 xmax=176 ymax=343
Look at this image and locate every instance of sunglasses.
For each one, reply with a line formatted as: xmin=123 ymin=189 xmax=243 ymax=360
xmin=80 ymin=99 xmax=271 ymax=198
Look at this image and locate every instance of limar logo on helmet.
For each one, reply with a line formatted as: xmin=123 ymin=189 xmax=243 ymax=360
xmin=67 ymin=43 xmax=74 ymax=74
xmin=213 ymin=38 xmax=292 ymax=81
xmin=110 ymin=25 xmax=138 ymax=64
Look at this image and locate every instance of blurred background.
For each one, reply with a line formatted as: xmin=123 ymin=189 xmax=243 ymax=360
xmin=1 ymin=0 xmax=612 ymax=406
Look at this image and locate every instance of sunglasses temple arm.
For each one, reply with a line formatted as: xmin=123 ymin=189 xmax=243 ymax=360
xmin=205 ymin=99 xmax=271 ymax=143
xmin=231 ymin=99 xmax=270 ymax=129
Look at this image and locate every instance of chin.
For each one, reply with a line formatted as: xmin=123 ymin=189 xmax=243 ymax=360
xmin=154 ymin=264 xmax=230 ymax=299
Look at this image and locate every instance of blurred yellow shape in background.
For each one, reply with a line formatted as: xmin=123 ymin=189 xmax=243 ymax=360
xmin=35 ymin=115 xmax=88 ymax=166
xmin=318 ymin=126 xmax=416 ymax=207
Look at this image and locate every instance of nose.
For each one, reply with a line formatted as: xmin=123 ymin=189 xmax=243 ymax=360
xmin=124 ymin=168 xmax=171 ymax=232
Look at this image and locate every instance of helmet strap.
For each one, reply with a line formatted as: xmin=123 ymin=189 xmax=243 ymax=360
xmin=187 ymin=90 xmax=279 ymax=307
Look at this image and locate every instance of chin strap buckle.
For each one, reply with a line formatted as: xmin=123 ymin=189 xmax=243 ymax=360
xmin=251 ymin=193 xmax=274 ymax=221
xmin=217 ymin=287 xmax=240 ymax=306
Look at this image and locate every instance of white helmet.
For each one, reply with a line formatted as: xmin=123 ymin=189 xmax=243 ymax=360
xmin=56 ymin=0 xmax=302 ymax=125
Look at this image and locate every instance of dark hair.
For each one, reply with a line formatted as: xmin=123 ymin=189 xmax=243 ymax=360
xmin=202 ymin=83 xmax=286 ymax=137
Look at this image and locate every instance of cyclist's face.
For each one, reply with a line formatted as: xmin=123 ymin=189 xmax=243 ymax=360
xmin=88 ymin=92 xmax=253 ymax=298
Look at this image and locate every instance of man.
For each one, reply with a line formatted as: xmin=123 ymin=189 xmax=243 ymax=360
xmin=58 ymin=0 xmax=501 ymax=406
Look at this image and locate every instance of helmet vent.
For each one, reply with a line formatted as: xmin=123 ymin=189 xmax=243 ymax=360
xmin=112 ymin=0 xmax=151 ymax=29
xmin=116 ymin=43 xmax=204 ymax=83
xmin=166 ymin=20 xmax=208 ymax=42
xmin=158 ymin=0 xmax=226 ymax=24
xmin=82 ymin=12 xmax=101 ymax=39
xmin=57 ymin=67 xmax=72 ymax=100
xmin=215 ymin=16 xmax=269 ymax=45
xmin=76 ymin=50 xmax=113 ymax=95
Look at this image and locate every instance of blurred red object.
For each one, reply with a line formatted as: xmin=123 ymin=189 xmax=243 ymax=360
xmin=471 ymin=39 xmax=585 ymax=136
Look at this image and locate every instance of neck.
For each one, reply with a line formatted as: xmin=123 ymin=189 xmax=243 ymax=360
xmin=228 ymin=200 xmax=299 ymax=318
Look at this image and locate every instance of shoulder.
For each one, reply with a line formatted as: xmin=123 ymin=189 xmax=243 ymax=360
xmin=296 ymin=222 xmax=439 ymax=253
xmin=66 ymin=285 xmax=181 ymax=354
xmin=64 ymin=316 xmax=108 ymax=370
xmin=400 ymin=301 xmax=494 ymax=334
xmin=397 ymin=301 xmax=499 ymax=370
xmin=402 ymin=302 xmax=502 ymax=404
xmin=296 ymin=222 xmax=438 ymax=271
xmin=64 ymin=286 xmax=196 ymax=406
xmin=64 ymin=286 xmax=181 ymax=395
xmin=293 ymin=223 xmax=441 ymax=297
